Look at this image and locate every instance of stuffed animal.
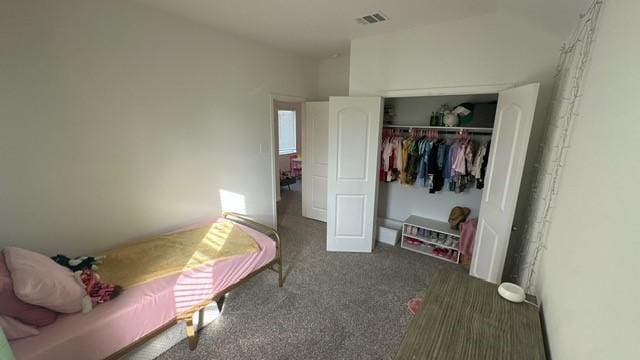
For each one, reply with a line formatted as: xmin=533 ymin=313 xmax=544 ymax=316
xmin=443 ymin=110 xmax=459 ymax=127
xmin=51 ymin=255 xmax=118 ymax=310
xmin=77 ymin=269 xmax=121 ymax=306
xmin=51 ymin=254 xmax=104 ymax=272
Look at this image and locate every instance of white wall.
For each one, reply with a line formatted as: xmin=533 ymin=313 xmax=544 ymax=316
xmin=0 ymin=0 xmax=317 ymax=256
xmin=349 ymin=10 xmax=566 ymax=268
xmin=535 ymin=2 xmax=640 ymax=359
xmin=349 ymin=11 xmax=562 ymax=97
xmin=317 ymin=54 xmax=350 ymax=100
xmin=379 ymin=183 xmax=483 ymax=224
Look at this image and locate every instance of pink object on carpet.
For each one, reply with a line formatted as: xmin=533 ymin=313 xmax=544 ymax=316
xmin=407 ymin=297 xmax=423 ymax=315
xmin=9 ymin=218 xmax=277 ymax=360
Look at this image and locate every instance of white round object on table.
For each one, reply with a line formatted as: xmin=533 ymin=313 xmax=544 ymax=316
xmin=498 ymin=282 xmax=526 ymax=303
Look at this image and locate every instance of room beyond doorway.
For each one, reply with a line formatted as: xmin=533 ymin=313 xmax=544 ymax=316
xmin=272 ymin=99 xmax=303 ymax=228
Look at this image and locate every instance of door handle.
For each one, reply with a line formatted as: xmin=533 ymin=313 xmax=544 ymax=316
xmin=512 ymin=225 xmax=518 ymax=232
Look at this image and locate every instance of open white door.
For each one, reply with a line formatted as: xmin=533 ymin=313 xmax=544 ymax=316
xmin=302 ymin=102 xmax=329 ymax=222
xmin=471 ymin=83 xmax=540 ymax=283
xmin=326 ymin=97 xmax=383 ymax=252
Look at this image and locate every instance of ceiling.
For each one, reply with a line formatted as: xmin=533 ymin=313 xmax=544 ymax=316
xmin=137 ymin=0 xmax=589 ymax=58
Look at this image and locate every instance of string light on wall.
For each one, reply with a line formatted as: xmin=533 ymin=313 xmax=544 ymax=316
xmin=514 ymin=0 xmax=604 ymax=294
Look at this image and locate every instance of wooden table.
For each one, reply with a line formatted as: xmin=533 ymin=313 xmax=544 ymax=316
xmin=396 ymin=270 xmax=546 ymax=360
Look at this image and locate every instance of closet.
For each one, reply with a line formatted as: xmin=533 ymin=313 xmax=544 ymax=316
xmin=305 ymin=83 xmax=539 ymax=284
xmin=379 ymin=94 xmax=496 ymax=266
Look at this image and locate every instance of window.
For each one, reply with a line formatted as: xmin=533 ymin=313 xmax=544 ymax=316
xmin=278 ymin=110 xmax=297 ymax=155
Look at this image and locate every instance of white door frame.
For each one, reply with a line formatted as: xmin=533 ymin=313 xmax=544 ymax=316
xmin=269 ymin=93 xmax=306 ymax=229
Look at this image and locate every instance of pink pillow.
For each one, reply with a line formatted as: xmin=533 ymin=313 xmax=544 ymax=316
xmin=0 ymin=315 xmax=39 ymax=340
xmin=0 ymin=251 xmax=57 ymax=327
xmin=4 ymin=247 xmax=86 ymax=313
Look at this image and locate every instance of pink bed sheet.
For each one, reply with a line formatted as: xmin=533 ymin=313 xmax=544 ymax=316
xmin=9 ymin=218 xmax=277 ymax=360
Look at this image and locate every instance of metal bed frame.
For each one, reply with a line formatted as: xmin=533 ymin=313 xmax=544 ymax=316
xmin=106 ymin=212 xmax=283 ymax=359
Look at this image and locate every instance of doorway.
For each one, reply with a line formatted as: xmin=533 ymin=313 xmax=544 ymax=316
xmin=272 ymin=99 xmax=303 ymax=226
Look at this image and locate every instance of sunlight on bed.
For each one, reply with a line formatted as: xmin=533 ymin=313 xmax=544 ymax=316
xmin=173 ymin=223 xmax=234 ymax=314
xmin=185 ymin=223 xmax=233 ymax=267
xmin=171 ymin=218 xmax=260 ymax=318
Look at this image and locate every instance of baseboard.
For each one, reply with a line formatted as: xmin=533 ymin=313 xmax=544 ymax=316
xmin=538 ymin=303 xmax=552 ymax=360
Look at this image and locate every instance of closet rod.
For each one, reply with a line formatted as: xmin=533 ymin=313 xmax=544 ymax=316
xmin=383 ymin=125 xmax=493 ymax=134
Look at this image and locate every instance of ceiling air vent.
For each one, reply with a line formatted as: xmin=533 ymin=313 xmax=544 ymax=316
xmin=355 ymin=12 xmax=389 ymax=25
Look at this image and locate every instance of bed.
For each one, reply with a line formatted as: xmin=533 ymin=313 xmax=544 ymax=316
xmin=9 ymin=212 xmax=283 ymax=360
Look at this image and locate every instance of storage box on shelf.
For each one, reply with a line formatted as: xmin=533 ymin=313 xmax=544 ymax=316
xmin=401 ymin=215 xmax=461 ymax=264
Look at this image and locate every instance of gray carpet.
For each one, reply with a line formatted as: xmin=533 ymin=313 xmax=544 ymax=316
xmin=157 ymin=189 xmax=459 ymax=360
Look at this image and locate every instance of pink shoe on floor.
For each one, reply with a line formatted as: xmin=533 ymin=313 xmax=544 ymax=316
xmin=407 ymin=297 xmax=424 ymax=315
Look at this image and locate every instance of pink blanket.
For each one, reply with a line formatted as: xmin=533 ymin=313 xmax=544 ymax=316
xmin=10 ymin=218 xmax=277 ymax=360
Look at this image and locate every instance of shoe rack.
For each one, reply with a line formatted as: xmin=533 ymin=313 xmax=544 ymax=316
xmin=401 ymin=215 xmax=461 ymax=264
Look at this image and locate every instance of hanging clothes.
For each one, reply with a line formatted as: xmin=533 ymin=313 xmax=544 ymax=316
xmin=452 ymin=140 xmax=467 ymax=175
xmin=405 ymin=138 xmax=421 ymax=185
xmin=427 ymin=140 xmax=444 ymax=193
xmin=444 ymin=138 xmax=478 ymax=193
xmin=437 ymin=142 xmax=447 ymax=169
xmin=476 ymin=141 xmax=491 ymax=189
xmin=379 ymin=135 xmax=404 ymax=183
xmin=443 ymin=142 xmax=454 ymax=180
xmin=394 ymin=137 xmax=404 ymax=183
xmin=386 ymin=139 xmax=396 ymax=182
xmin=380 ymin=136 xmax=391 ymax=181
xmin=416 ymin=138 xmax=431 ymax=187
xmin=400 ymin=138 xmax=411 ymax=184
xmin=379 ymin=130 xmax=491 ymax=194
xmin=465 ymin=140 xmax=475 ymax=173
xmin=470 ymin=142 xmax=484 ymax=178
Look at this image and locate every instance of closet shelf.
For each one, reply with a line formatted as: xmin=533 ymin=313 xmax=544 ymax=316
xmin=402 ymin=242 xmax=459 ymax=264
xmin=401 ymin=215 xmax=461 ymax=264
xmin=403 ymin=233 xmax=459 ymax=251
xmin=383 ymin=125 xmax=493 ymax=134
xmin=404 ymin=216 xmax=460 ymax=237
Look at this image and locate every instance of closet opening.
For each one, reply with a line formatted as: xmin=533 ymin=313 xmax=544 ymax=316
xmin=378 ymin=93 xmax=498 ymax=268
xmin=325 ymin=83 xmax=538 ymax=283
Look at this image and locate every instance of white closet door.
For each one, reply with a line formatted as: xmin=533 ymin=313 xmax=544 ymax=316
xmin=302 ymin=102 xmax=329 ymax=222
xmin=327 ymin=96 xmax=383 ymax=252
xmin=471 ymin=83 xmax=540 ymax=283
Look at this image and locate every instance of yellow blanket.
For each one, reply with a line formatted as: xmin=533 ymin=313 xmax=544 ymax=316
xmin=98 ymin=220 xmax=261 ymax=289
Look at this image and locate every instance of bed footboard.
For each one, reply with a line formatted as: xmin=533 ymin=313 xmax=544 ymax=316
xmin=222 ymin=211 xmax=283 ymax=287
xmin=178 ymin=212 xmax=284 ymax=350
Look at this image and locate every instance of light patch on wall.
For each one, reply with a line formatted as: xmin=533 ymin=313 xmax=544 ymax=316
xmin=219 ymin=189 xmax=246 ymax=214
